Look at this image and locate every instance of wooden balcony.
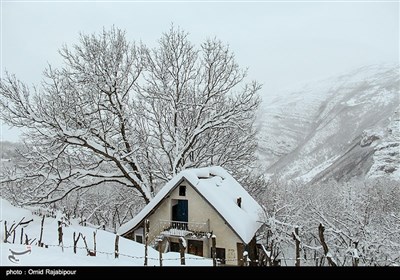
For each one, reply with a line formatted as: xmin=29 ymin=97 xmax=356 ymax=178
xmin=158 ymin=219 xmax=210 ymax=239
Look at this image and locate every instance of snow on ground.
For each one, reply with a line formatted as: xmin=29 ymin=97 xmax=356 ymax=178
xmin=0 ymin=198 xmax=212 ymax=266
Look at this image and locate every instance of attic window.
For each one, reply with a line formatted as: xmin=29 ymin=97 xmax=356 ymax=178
xmin=179 ymin=185 xmax=186 ymax=196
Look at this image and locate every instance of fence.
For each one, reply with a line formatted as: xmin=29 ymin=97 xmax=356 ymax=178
xmin=3 ymin=217 xmax=399 ymax=267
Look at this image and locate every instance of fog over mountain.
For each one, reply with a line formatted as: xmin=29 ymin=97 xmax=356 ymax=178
xmin=257 ymin=64 xmax=399 ymax=184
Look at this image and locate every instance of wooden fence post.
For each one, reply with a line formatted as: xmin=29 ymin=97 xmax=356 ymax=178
xmin=73 ymin=232 xmax=80 ymax=254
xmin=37 ymin=215 xmax=45 ymax=247
xmin=12 ymin=229 xmax=16 ymax=243
xmin=57 ymin=221 xmax=62 ymax=245
xmin=93 ymin=231 xmax=97 ymax=256
xmin=318 ymin=223 xmax=337 ymax=267
xmin=82 ymin=234 xmax=94 ymax=256
xmin=115 ymin=235 xmax=119 ymax=258
xmin=20 ymin=228 xmax=24 ymax=244
xmin=243 ymin=251 xmax=249 ymax=266
xmin=4 ymin=221 xmax=8 ymax=243
xmin=292 ymin=226 xmax=300 ymax=267
xmin=212 ymin=235 xmax=217 ymax=266
xmin=352 ymin=241 xmax=359 ymax=267
xmin=144 ymin=219 xmax=149 ymax=266
xmin=179 ymin=237 xmax=186 ymax=265
xmin=158 ymin=238 xmax=163 ymax=267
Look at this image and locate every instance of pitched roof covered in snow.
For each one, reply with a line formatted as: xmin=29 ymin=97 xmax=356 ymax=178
xmin=117 ymin=166 xmax=265 ymax=244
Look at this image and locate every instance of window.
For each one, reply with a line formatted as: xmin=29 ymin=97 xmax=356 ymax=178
xmin=216 ymin=248 xmax=226 ymax=265
xmin=179 ymin=185 xmax=186 ymax=196
xmin=135 ymin=234 xmax=143 ymax=244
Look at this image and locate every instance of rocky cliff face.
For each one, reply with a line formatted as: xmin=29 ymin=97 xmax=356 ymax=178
xmin=257 ymin=64 xmax=399 ymax=184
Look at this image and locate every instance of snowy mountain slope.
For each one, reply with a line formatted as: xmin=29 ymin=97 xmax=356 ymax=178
xmin=257 ymin=64 xmax=399 ymax=184
xmin=0 ymin=198 xmax=212 ymax=266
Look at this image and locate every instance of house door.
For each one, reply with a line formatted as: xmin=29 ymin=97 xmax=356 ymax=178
xmin=172 ymin=200 xmax=188 ymax=222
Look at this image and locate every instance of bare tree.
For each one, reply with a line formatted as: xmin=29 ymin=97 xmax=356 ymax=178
xmin=136 ymin=26 xmax=261 ymax=186
xmin=0 ymin=26 xmax=152 ymax=205
xmin=0 ymin=25 xmax=261 ymax=205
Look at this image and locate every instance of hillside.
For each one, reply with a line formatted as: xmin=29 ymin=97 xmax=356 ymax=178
xmin=257 ymin=64 xmax=399 ymax=184
xmin=0 ymin=198 xmax=212 ymax=266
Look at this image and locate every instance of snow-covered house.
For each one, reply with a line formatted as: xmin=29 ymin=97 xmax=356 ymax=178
xmin=117 ymin=166 xmax=264 ymax=266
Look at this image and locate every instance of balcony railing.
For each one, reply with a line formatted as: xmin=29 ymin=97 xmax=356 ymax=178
xmin=158 ymin=219 xmax=210 ymax=238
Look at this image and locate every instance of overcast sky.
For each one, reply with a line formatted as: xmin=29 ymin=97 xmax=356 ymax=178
xmin=1 ymin=0 xmax=399 ymax=142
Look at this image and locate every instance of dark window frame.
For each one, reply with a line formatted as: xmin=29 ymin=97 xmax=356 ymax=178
xmin=179 ymin=185 xmax=186 ymax=196
xmin=135 ymin=234 xmax=143 ymax=244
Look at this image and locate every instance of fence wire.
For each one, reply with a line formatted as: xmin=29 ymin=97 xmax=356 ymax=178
xmin=5 ymin=241 xmax=399 ymax=266
xmin=4 ymin=220 xmax=399 ymax=267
